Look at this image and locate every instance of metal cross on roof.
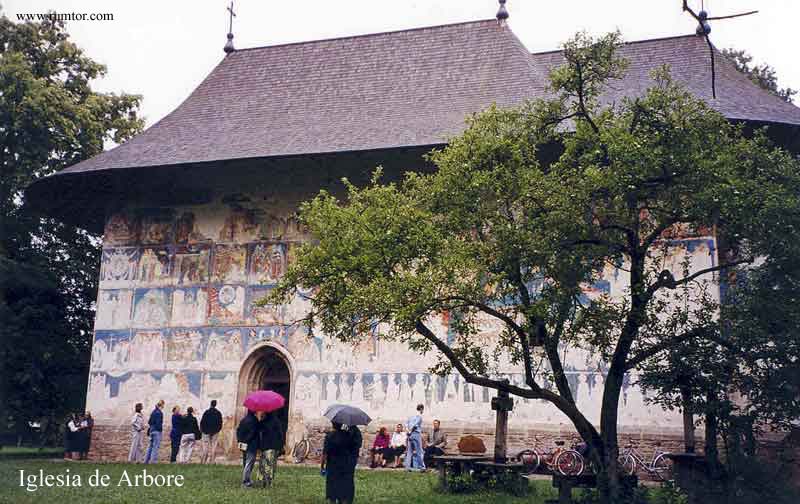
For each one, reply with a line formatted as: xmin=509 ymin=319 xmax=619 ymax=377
xmin=681 ymin=0 xmax=758 ymax=99
xmin=223 ymin=1 xmax=236 ymax=54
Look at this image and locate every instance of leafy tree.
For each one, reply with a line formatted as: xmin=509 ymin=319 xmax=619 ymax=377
xmin=266 ymin=32 xmax=800 ymax=502
xmin=722 ymin=48 xmax=796 ymax=103
xmin=0 ymin=11 xmax=142 ymax=442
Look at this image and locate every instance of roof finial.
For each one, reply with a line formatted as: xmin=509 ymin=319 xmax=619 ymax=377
xmin=496 ymin=0 xmax=509 ymax=24
xmin=224 ymin=1 xmax=236 ymax=54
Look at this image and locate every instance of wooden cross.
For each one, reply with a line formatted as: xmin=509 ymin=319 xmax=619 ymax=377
xmin=227 ymin=1 xmax=236 ymax=34
xmin=491 ymin=384 xmax=514 ymax=463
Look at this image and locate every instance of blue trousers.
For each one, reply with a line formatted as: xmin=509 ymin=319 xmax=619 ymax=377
xmin=144 ymin=431 xmax=162 ymax=464
xmin=404 ymin=432 xmax=425 ymax=470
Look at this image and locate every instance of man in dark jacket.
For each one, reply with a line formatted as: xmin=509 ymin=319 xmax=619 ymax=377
xmin=199 ymin=400 xmax=223 ymax=464
xmin=237 ymin=410 xmax=262 ymax=487
xmin=144 ymin=400 xmax=165 ymax=464
xmin=258 ymin=412 xmax=285 ymax=485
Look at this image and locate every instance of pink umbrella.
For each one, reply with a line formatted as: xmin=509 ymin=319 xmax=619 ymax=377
xmin=243 ymin=390 xmax=286 ymax=412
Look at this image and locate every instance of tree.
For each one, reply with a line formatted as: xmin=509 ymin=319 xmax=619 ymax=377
xmin=266 ymin=32 xmax=800 ymax=502
xmin=0 ymin=11 xmax=142 ymax=441
xmin=722 ymin=48 xmax=796 ymax=103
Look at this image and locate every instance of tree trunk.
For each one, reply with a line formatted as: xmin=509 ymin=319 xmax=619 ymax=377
xmin=598 ymin=370 xmax=625 ymax=503
xmin=680 ymin=385 xmax=696 ymax=453
xmin=704 ymin=394 xmax=721 ymax=478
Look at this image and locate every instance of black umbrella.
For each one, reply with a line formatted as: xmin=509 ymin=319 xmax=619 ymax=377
xmin=323 ymin=404 xmax=372 ymax=426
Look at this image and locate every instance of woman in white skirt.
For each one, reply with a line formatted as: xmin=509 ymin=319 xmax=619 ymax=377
xmin=177 ymin=406 xmax=202 ymax=463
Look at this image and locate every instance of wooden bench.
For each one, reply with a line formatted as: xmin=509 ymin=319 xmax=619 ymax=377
xmin=546 ymin=474 xmax=638 ymax=504
xmin=432 ymin=454 xmax=490 ymax=487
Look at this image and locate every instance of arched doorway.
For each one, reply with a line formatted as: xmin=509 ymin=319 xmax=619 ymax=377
xmin=237 ymin=344 xmax=292 ymax=449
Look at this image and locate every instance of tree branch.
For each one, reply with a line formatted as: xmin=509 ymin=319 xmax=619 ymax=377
xmin=624 ymin=327 xmax=706 ymax=370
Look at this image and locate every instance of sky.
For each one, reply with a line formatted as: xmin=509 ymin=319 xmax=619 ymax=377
xmin=5 ymin=0 xmax=799 ymax=128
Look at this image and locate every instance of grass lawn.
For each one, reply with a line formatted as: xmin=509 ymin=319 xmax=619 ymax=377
xmin=0 ymin=447 xmax=63 ymax=458
xmin=1 ymin=459 xmax=562 ymax=504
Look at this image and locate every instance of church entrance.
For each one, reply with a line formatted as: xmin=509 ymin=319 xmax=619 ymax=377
xmin=237 ymin=345 xmax=291 ymax=449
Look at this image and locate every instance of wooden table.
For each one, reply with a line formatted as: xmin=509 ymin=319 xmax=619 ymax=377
xmin=432 ymin=454 xmax=490 ymax=487
xmin=473 ymin=460 xmax=527 ymax=481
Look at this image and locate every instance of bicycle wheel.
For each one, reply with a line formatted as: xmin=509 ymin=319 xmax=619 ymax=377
xmin=620 ymin=454 xmax=636 ymax=476
xmin=651 ymin=453 xmax=672 ymax=481
xmin=556 ymin=450 xmax=584 ymax=476
xmin=292 ymin=439 xmax=310 ymax=464
xmin=515 ymin=449 xmax=541 ymax=474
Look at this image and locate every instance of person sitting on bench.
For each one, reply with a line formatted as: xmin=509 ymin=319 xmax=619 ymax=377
xmin=423 ymin=419 xmax=447 ymax=466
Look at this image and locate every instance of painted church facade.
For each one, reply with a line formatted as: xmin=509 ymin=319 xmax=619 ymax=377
xmin=27 ymin=15 xmax=800 ymax=461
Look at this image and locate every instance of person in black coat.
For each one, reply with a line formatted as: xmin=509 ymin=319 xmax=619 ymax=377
xmin=177 ymin=406 xmax=201 ymax=463
xmin=321 ymin=422 xmax=362 ymax=504
xmin=237 ymin=410 xmax=262 ymax=487
xmin=199 ymin=400 xmax=223 ymax=464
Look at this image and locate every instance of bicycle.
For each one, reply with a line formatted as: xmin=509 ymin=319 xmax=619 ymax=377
xmin=618 ymin=440 xmax=671 ymax=481
xmin=515 ymin=436 xmax=585 ymax=476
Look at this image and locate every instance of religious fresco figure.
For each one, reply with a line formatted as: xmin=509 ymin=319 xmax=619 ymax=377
xmin=175 ymin=211 xmax=210 ymax=244
xmin=105 ymin=212 xmax=139 ymax=246
xmin=132 ymin=288 xmax=172 ymax=328
xmin=138 ymin=247 xmax=172 ymax=286
xmin=91 ymin=339 xmax=107 ymax=371
xmin=100 ymin=248 xmax=139 ymax=288
xmin=325 ymin=374 xmax=339 ymax=405
xmin=247 ymin=243 xmax=288 ymax=284
xmin=411 ymin=373 xmax=427 ymax=405
xmin=369 ymin=373 xmax=385 ymax=410
xmin=398 ymin=373 xmax=412 ymax=403
xmin=166 ymin=329 xmax=204 ymax=364
xmin=173 ymin=245 xmax=210 ymax=285
xmin=218 ymin=207 xmax=259 ymax=243
xmin=207 ymin=285 xmax=245 ymax=325
xmin=171 ymin=287 xmax=208 ymax=326
xmin=294 ymin=373 xmax=321 ymax=413
xmin=211 ymin=244 xmax=247 ymax=283
xmin=129 ymin=331 xmax=165 ymax=369
xmin=95 ymin=290 xmax=133 ymax=330
xmin=351 ymin=373 xmax=365 ymax=406
xmin=139 ymin=212 xmax=174 ymax=245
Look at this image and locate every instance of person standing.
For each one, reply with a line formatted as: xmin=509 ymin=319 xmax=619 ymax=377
xmin=144 ymin=400 xmax=165 ymax=464
xmin=64 ymin=413 xmax=79 ymax=460
xmin=237 ymin=409 xmax=262 ymax=487
xmin=258 ymin=411 xmax=285 ymax=484
xmin=404 ymin=404 xmax=425 ymax=471
xmin=321 ymin=422 xmax=362 ymax=504
xmin=177 ymin=406 xmax=201 ymax=463
xmin=79 ymin=412 xmax=94 ymax=460
xmin=199 ymin=400 xmax=223 ymax=464
xmin=128 ymin=403 xmax=146 ymax=462
xmin=423 ymin=419 xmax=447 ymax=466
xmin=169 ymin=406 xmax=182 ymax=463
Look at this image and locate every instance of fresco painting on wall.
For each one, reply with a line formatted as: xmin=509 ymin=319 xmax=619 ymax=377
xmin=172 ymin=287 xmax=208 ymax=326
xmin=205 ymin=328 xmax=244 ymax=364
xmin=175 ymin=211 xmax=210 ymax=244
xmin=100 ymin=248 xmax=139 ymax=288
xmin=95 ymin=289 xmax=133 ymax=330
xmin=247 ymin=243 xmax=288 ymax=284
xmin=91 ymin=330 xmax=131 ymax=372
xmin=132 ymin=288 xmax=172 ymax=328
xmin=139 ymin=210 xmax=174 ymax=245
xmin=137 ymin=247 xmax=172 ymax=286
xmin=166 ymin=329 xmax=205 ymax=364
xmin=212 ymin=244 xmax=247 ymax=283
xmin=219 ymin=208 xmax=260 ymax=243
xmin=245 ymin=286 xmax=284 ymax=325
xmin=104 ymin=212 xmax=139 ymax=246
xmin=173 ymin=244 xmax=210 ymax=285
xmin=129 ymin=330 xmax=165 ymax=369
xmin=208 ymin=285 xmax=245 ymax=325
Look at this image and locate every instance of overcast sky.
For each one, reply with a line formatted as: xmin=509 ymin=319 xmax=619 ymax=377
xmin=5 ymin=0 xmax=798 ymax=128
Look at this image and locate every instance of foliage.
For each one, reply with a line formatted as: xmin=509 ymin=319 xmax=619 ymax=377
xmin=265 ymin=30 xmax=800 ymax=503
xmin=0 ymin=10 xmax=142 ymax=434
xmin=722 ymin=48 xmax=796 ymax=103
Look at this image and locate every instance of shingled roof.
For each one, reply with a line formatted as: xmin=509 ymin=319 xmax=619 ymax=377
xmin=54 ymin=19 xmax=545 ymax=176
xmin=30 ymin=19 xmax=800 ymax=190
xmin=532 ymin=34 xmax=800 ymax=127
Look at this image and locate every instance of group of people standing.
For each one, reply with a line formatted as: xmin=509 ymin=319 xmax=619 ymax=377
xmin=368 ymin=404 xmax=447 ymax=470
xmin=63 ymin=412 xmax=94 ymax=460
xmin=129 ymin=399 xmax=223 ymax=464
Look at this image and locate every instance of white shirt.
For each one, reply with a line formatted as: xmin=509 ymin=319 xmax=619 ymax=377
xmin=131 ymin=412 xmax=145 ymax=432
xmin=67 ymin=420 xmax=79 ymax=432
xmin=390 ymin=432 xmax=407 ymax=448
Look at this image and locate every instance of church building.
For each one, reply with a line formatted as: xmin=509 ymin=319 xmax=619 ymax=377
xmin=28 ymin=6 xmax=800 ymax=461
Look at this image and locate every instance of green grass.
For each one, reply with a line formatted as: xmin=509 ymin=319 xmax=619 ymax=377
xmin=1 ymin=459 xmax=560 ymax=504
xmin=0 ymin=447 xmax=63 ymax=459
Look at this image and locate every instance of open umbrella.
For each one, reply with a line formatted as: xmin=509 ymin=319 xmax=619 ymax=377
xmin=323 ymin=404 xmax=371 ymax=426
xmin=243 ymin=390 xmax=285 ymax=413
